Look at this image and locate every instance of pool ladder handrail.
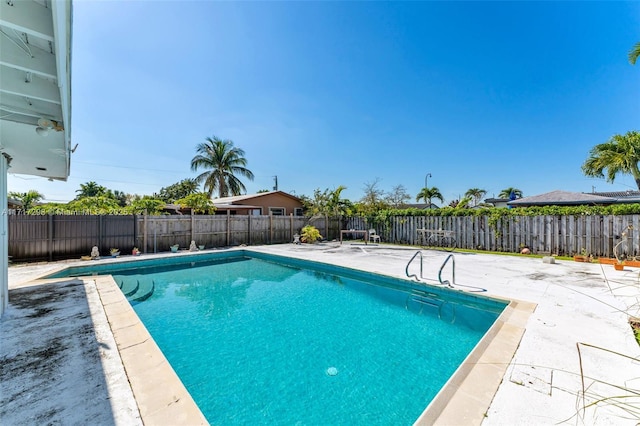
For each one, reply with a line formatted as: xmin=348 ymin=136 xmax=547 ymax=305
xmin=405 ymin=250 xmax=455 ymax=288
xmin=438 ymin=253 xmax=456 ymax=288
xmin=405 ymin=250 xmax=425 ymax=282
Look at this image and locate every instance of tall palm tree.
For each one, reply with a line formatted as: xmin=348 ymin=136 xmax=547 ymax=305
xmin=582 ymin=131 xmax=640 ymax=189
xmin=464 ymin=188 xmax=487 ymax=206
xmin=416 ymin=187 xmax=444 ymax=208
xmin=629 ymin=41 xmax=640 ymax=65
xmin=190 ymin=136 xmax=254 ymax=198
xmin=498 ymin=187 xmax=523 ymax=199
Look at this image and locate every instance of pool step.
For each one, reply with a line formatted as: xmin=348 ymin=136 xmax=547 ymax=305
xmin=129 ymin=278 xmax=155 ymax=303
xmin=120 ymin=279 xmax=139 ymax=297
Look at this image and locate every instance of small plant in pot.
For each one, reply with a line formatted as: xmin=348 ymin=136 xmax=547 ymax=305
xmin=573 ymin=249 xmax=592 ymax=263
xmin=110 ymin=248 xmax=120 ymax=257
xmin=132 ymin=247 xmax=141 ymax=256
xmin=170 ymin=244 xmax=179 ymax=253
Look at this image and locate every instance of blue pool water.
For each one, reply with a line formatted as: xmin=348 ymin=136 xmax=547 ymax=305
xmin=48 ymin=251 xmax=506 ymax=424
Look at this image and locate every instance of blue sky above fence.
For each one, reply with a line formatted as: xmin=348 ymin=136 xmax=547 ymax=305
xmin=7 ymin=1 xmax=640 ymax=204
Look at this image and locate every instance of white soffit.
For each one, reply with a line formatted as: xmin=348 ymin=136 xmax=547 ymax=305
xmin=0 ymin=0 xmax=72 ymax=180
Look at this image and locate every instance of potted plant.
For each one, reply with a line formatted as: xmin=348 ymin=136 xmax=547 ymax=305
xmin=170 ymin=244 xmax=179 ymax=253
xmin=614 ymin=262 xmax=625 ymax=271
xmin=132 ymin=247 xmax=141 ymax=256
xmin=573 ymin=249 xmax=592 ymax=263
xmin=110 ymin=248 xmax=120 ymax=257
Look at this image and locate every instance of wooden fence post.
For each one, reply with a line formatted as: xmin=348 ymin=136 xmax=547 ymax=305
xmin=226 ymin=210 xmax=230 ymax=246
xmin=48 ymin=214 xmax=53 ymax=262
xmin=143 ymin=210 xmax=147 ymax=254
xmin=191 ymin=210 xmax=195 ymax=243
xmin=269 ymin=213 xmax=273 ymax=245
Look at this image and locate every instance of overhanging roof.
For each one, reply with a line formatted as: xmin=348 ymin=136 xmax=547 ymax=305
xmin=0 ymin=0 xmax=72 ymax=180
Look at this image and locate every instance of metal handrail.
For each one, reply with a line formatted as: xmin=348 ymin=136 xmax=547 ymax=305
xmin=405 ymin=250 xmax=424 ymax=282
xmin=438 ymin=254 xmax=455 ymax=288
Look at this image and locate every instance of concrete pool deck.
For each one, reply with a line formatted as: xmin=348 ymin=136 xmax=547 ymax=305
xmin=2 ymin=242 xmax=640 ymax=425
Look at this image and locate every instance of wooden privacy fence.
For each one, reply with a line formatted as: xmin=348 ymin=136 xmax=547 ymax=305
xmin=8 ymin=213 xmax=340 ymax=263
xmin=347 ymin=214 xmax=640 ymax=258
xmin=9 ymin=213 xmax=640 ymax=262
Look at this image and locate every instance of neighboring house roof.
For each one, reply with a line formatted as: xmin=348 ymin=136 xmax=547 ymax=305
xmin=484 ymin=198 xmax=510 ymax=204
xmin=7 ymin=198 xmax=23 ymax=208
xmin=592 ymin=190 xmax=640 ymax=197
xmin=403 ymin=203 xmax=439 ymax=209
xmin=508 ymin=190 xmax=616 ymax=207
xmin=591 ymin=190 xmax=640 ymax=203
xmin=212 ymin=191 xmax=301 ymax=206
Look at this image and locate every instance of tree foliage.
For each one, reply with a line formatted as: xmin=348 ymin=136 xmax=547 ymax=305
xmin=157 ymin=179 xmax=199 ymax=203
xmin=8 ymin=190 xmax=44 ymax=211
xmin=582 ymin=130 xmax=640 ymax=190
xmin=498 ymin=187 xmax=523 ymax=199
xmin=301 ymin=186 xmax=353 ymax=217
xmin=127 ymin=196 xmax=165 ymax=215
xmin=67 ymin=196 xmax=122 ymax=214
xmin=416 ymin=186 xmax=444 ymax=206
xmin=190 ymin=136 xmax=254 ymax=198
xmin=630 ymin=41 xmax=640 ymax=65
xmin=465 ymin=188 xmax=487 ymax=206
xmin=175 ymin=193 xmax=216 ymax=214
xmin=356 ymin=179 xmax=389 ymax=216
xmin=75 ymin=181 xmax=108 ymax=199
xmin=385 ymin=184 xmax=411 ymax=208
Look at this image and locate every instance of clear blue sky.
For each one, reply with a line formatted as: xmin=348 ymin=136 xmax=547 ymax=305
xmin=8 ymin=0 xmax=640 ymax=204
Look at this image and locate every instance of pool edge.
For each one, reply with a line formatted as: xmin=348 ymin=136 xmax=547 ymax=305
xmin=414 ymin=298 xmax=536 ymax=425
xmin=94 ymin=275 xmax=209 ymax=426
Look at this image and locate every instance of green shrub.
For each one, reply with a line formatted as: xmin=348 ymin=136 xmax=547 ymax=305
xmin=300 ymin=225 xmax=322 ymax=243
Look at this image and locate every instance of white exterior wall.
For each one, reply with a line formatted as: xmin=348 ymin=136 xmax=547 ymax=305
xmin=1 ymin=153 xmax=9 ymax=315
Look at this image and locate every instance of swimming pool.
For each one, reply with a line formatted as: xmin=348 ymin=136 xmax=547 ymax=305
xmin=48 ymin=250 xmax=508 ymax=424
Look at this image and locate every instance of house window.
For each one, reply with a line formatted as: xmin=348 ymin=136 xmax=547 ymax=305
xmin=294 ymin=208 xmax=303 ymax=216
xmin=269 ymin=207 xmax=285 ymax=216
xmin=251 ymin=209 xmax=261 ymax=216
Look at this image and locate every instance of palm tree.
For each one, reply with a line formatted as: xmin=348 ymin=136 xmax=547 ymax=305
xmin=416 ymin=187 xmax=444 ymax=208
xmin=582 ymin=130 xmax=640 ymax=189
xmin=8 ymin=190 xmax=43 ymax=211
xmin=190 ymin=136 xmax=254 ymax=198
xmin=464 ymin=188 xmax=487 ymax=207
xmin=629 ymin=41 xmax=640 ymax=65
xmin=76 ymin=181 xmax=107 ymax=199
xmin=498 ymin=187 xmax=523 ymax=199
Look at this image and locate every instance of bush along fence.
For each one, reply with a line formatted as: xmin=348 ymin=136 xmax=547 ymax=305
xmin=8 ymin=213 xmax=341 ymax=263
xmin=8 ymin=212 xmax=640 ymax=262
xmin=346 ymin=214 xmax=640 ymax=259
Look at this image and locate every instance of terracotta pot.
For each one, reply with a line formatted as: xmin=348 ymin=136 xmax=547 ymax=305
xmin=614 ymin=263 xmax=625 ymax=271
